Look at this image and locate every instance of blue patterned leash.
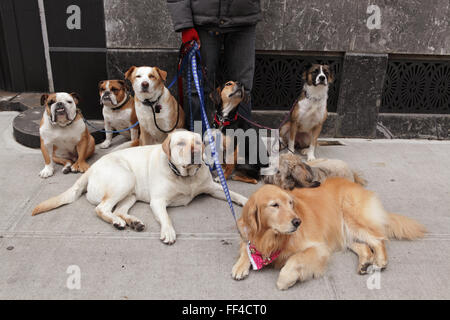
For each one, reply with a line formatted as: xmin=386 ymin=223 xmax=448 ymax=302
xmin=189 ymin=43 xmax=238 ymax=223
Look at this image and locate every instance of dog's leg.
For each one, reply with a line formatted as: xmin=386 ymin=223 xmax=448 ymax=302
xmin=349 ymin=242 xmax=374 ymax=274
xmin=95 ymin=196 xmax=127 ymax=230
xmin=71 ymin=132 xmax=93 ymax=173
xmin=100 ymin=121 xmax=113 ymax=149
xmin=277 ymin=244 xmax=330 ymax=290
xmin=288 ymin=123 xmax=297 ymax=153
xmin=39 ymin=138 xmax=54 ymax=178
xmin=366 ymin=239 xmax=388 ymax=271
xmin=306 ymin=124 xmax=322 ymax=161
xmin=206 ymin=182 xmax=247 ymax=206
xmin=231 ymin=174 xmax=258 ymax=184
xmin=52 ymin=155 xmax=73 ymax=174
xmin=113 ymin=194 xmax=145 ymax=232
xmin=232 ymin=241 xmax=251 ymax=280
xmin=150 ymin=199 xmax=176 ymax=245
xmin=139 ymin=129 xmax=152 ymax=146
xmin=130 ymin=127 xmax=140 ymax=147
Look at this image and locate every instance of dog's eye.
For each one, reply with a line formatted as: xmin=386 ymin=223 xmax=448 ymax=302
xmin=112 ymin=88 xmax=118 ymax=92
xmin=225 ymin=82 xmax=233 ymax=86
xmin=271 ymin=203 xmax=279 ymax=208
xmin=289 ymin=200 xmax=293 ymax=206
xmin=67 ymin=100 xmax=72 ymax=104
xmin=136 ymin=75 xmax=141 ymax=78
xmin=48 ymin=100 xmax=54 ymax=105
xmin=177 ymin=141 xmax=186 ymax=146
xmin=149 ymin=74 xmax=155 ymax=79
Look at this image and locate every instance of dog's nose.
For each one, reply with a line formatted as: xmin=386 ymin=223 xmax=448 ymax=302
xmin=141 ymin=81 xmax=149 ymax=89
xmin=319 ymin=75 xmax=326 ymax=82
xmin=291 ymin=218 xmax=301 ymax=228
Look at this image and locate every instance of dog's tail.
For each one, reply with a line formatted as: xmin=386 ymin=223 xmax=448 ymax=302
xmin=386 ymin=213 xmax=426 ymax=240
xmin=353 ymin=171 xmax=368 ymax=186
xmin=32 ymin=171 xmax=90 ymax=216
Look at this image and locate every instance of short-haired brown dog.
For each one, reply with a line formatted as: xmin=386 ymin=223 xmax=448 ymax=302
xmin=231 ymin=180 xmax=425 ymax=290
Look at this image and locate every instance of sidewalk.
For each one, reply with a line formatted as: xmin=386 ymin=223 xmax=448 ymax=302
xmin=0 ymin=111 xmax=449 ymax=299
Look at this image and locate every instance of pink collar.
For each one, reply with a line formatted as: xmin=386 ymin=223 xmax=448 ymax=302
xmin=246 ymin=241 xmax=281 ymax=270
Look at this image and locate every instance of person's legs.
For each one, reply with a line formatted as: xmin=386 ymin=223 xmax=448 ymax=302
xmin=188 ymin=28 xmax=222 ymax=124
xmin=224 ymin=26 xmax=256 ymax=120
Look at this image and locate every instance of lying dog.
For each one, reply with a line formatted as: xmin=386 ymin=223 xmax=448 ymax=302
xmin=263 ymin=153 xmax=367 ymax=189
xmin=98 ymin=79 xmax=139 ymax=149
xmin=209 ymin=81 xmax=269 ymax=184
xmin=125 ymin=66 xmax=185 ymax=146
xmin=232 ymin=179 xmax=425 ymax=290
xmin=38 ymin=92 xmax=95 ymax=178
xmin=32 ymin=130 xmax=247 ymax=245
xmin=280 ymin=64 xmax=333 ymax=161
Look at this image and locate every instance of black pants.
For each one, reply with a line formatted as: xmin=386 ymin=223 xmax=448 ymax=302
xmin=187 ymin=25 xmax=256 ymax=123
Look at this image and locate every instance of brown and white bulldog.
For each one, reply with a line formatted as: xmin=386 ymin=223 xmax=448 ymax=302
xmin=280 ymin=64 xmax=334 ymax=161
xmin=98 ymin=80 xmax=139 ymax=149
xmin=38 ymin=92 xmax=95 ymax=178
xmin=125 ymin=66 xmax=185 ymax=145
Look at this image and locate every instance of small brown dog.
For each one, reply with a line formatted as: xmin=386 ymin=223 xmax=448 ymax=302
xmin=263 ymin=153 xmax=366 ymax=189
xmin=280 ymin=64 xmax=333 ymax=161
xmin=232 ymin=179 xmax=425 ymax=290
xmin=98 ymin=79 xmax=139 ymax=149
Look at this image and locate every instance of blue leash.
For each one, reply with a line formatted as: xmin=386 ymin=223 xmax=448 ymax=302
xmin=83 ymin=52 xmax=191 ymax=134
xmin=189 ymin=43 xmax=238 ymax=223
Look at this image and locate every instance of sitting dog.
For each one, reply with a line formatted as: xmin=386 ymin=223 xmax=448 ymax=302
xmin=231 ymin=180 xmax=426 ymax=290
xmin=125 ymin=66 xmax=185 ymax=146
xmin=280 ymin=64 xmax=333 ymax=161
xmin=32 ymin=130 xmax=247 ymax=245
xmin=98 ymin=79 xmax=139 ymax=149
xmin=209 ymin=81 xmax=269 ymax=184
xmin=263 ymin=153 xmax=367 ymax=189
xmin=38 ymin=92 xmax=95 ymax=178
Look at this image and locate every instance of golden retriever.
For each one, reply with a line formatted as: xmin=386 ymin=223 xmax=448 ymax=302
xmin=231 ymin=178 xmax=426 ymax=290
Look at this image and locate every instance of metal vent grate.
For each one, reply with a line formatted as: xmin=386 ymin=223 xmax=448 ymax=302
xmin=218 ymin=53 xmax=343 ymax=112
xmin=381 ymin=59 xmax=450 ymax=114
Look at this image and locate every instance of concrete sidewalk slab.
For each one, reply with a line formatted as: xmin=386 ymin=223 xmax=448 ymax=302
xmin=0 ymin=111 xmax=449 ymax=299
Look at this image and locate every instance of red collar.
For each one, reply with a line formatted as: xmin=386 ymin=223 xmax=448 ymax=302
xmin=246 ymin=241 xmax=281 ymax=270
xmin=214 ymin=112 xmax=238 ymax=128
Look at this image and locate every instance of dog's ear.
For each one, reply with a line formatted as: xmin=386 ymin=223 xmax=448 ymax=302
xmin=325 ymin=66 xmax=334 ymax=84
xmin=241 ymin=195 xmax=260 ymax=238
xmin=209 ymin=87 xmax=222 ymax=106
xmin=124 ymin=66 xmax=137 ymax=81
xmin=69 ymin=93 xmax=81 ymax=105
xmin=98 ymin=81 xmax=105 ymax=91
xmin=242 ymin=89 xmax=250 ymax=105
xmin=40 ymin=94 xmax=49 ymax=106
xmin=155 ymin=67 xmax=167 ymax=82
xmin=162 ymin=134 xmax=171 ymax=159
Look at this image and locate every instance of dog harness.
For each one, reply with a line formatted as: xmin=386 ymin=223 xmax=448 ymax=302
xmin=246 ymin=241 xmax=281 ymax=270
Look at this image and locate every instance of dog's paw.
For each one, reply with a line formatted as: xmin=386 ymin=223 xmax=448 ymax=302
xmin=71 ymin=161 xmax=90 ymax=173
xmin=160 ymin=226 xmax=176 ymax=245
xmin=62 ymin=163 xmax=72 ymax=174
xmin=232 ymin=261 xmax=250 ymax=281
xmin=112 ymin=217 xmax=126 ymax=230
xmin=39 ymin=165 xmax=54 ymax=178
xmin=236 ymin=195 xmax=248 ymax=207
xmin=99 ymin=140 xmax=111 ymax=149
xmin=276 ymin=267 xmax=298 ymax=290
xmin=358 ymin=262 xmax=373 ymax=275
xmin=130 ymin=220 xmax=146 ymax=232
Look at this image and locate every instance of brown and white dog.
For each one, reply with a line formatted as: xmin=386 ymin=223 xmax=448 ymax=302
xmin=98 ymin=80 xmax=139 ymax=149
xmin=125 ymin=66 xmax=185 ymax=145
xmin=232 ymin=180 xmax=426 ymax=290
xmin=38 ymin=92 xmax=95 ymax=178
xmin=280 ymin=64 xmax=333 ymax=161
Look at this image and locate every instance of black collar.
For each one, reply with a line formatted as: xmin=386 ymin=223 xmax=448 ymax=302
xmin=168 ymin=160 xmax=182 ymax=176
xmin=110 ymin=94 xmax=131 ymax=111
xmin=143 ymin=94 xmax=163 ymax=113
